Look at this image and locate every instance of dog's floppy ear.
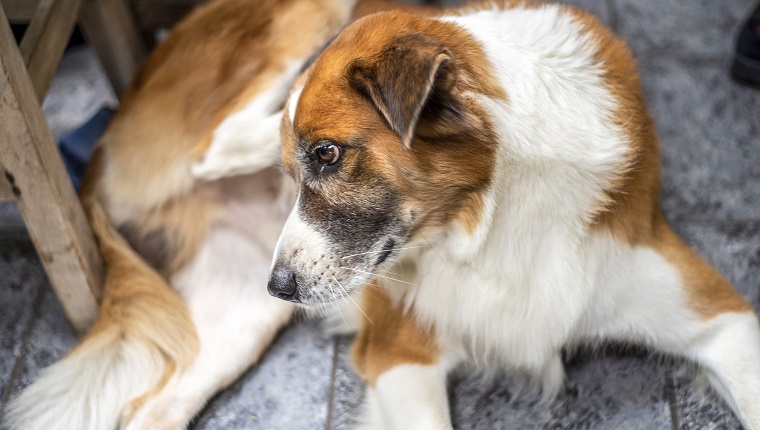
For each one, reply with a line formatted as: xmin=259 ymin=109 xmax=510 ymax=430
xmin=348 ymin=34 xmax=454 ymax=150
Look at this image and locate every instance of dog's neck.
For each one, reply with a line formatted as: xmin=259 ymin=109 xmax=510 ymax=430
xmin=408 ymin=7 xmax=633 ymax=269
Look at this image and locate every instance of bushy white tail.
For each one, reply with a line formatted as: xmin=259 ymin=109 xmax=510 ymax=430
xmin=4 ymin=330 xmax=165 ymax=430
xmin=3 ymin=198 xmax=198 ymax=430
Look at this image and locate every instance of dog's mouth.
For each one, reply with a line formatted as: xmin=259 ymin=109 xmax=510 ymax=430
xmin=374 ymin=238 xmax=396 ymax=266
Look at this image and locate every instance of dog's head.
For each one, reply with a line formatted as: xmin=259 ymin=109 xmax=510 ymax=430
xmin=268 ymin=11 xmax=502 ymax=305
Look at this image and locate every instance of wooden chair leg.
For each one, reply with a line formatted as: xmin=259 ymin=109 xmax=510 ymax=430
xmin=79 ymin=0 xmax=147 ymax=97
xmin=19 ymin=0 xmax=84 ymax=102
xmin=0 ymin=4 xmax=102 ymax=335
xmin=0 ymin=173 xmax=15 ymax=201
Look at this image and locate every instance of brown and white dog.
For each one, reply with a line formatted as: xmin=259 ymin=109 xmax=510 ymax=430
xmin=5 ymin=0 xmax=759 ymax=430
xmin=271 ymin=3 xmax=760 ymax=430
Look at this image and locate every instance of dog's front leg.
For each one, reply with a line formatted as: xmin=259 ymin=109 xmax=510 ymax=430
xmin=361 ymin=363 xmax=452 ymax=430
xmin=351 ymin=288 xmax=453 ymax=430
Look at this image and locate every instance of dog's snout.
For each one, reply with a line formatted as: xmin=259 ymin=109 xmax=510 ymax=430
xmin=268 ymin=264 xmax=301 ymax=303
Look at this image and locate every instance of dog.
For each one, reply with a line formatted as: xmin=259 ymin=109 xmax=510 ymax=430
xmin=5 ymin=1 xmax=758 ymax=430
xmin=270 ymin=2 xmax=760 ymax=430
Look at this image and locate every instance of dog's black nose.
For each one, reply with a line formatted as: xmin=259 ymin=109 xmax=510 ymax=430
xmin=268 ymin=264 xmax=300 ymax=303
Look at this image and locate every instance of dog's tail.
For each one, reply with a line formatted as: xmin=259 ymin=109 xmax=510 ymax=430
xmin=3 ymin=196 xmax=199 ymax=430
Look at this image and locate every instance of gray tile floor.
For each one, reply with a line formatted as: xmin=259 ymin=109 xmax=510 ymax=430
xmin=1 ymin=0 xmax=759 ymax=428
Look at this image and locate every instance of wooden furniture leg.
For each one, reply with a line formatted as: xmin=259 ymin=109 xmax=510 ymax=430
xmin=79 ymin=0 xmax=148 ymax=96
xmin=0 ymin=3 xmax=102 ymax=334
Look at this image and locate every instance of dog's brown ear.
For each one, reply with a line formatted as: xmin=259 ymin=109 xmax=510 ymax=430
xmin=348 ymin=34 xmax=454 ymax=150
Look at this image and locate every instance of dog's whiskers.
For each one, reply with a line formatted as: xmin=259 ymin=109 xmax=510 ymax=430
xmin=333 ymin=275 xmax=374 ymax=326
xmin=339 ymin=266 xmax=416 ymax=286
xmin=339 ymin=246 xmax=429 ymax=260
xmin=374 ymin=268 xmax=406 ymax=277
xmin=327 ymin=285 xmax=349 ymax=328
xmin=418 ymin=231 xmax=444 ymax=264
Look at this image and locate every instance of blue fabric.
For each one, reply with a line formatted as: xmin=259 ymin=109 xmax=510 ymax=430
xmin=58 ymin=107 xmax=113 ymax=191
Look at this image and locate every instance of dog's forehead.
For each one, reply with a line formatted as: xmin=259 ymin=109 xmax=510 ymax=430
xmin=289 ymin=12 xmax=428 ymax=138
xmin=287 ymin=68 xmax=380 ymax=152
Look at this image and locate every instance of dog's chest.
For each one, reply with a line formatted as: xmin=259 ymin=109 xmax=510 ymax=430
xmin=392 ymin=239 xmax=595 ymax=372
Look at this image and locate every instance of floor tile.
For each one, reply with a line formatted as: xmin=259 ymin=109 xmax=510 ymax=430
xmin=0 ymin=245 xmax=45 ymax=403
xmin=0 ymin=282 xmax=76 ymax=430
xmin=192 ymin=318 xmax=334 ymax=430
xmin=671 ymin=369 xmax=742 ymax=430
xmin=0 ymin=203 xmax=26 ymax=244
xmin=613 ymin=0 xmax=753 ymax=60
xmin=329 ymin=336 xmax=364 ymax=430
xmin=450 ymin=353 xmax=672 ymax=430
xmin=3 ymin=285 xmax=78 ymax=399
xmin=637 ymin=56 xmax=760 ymax=222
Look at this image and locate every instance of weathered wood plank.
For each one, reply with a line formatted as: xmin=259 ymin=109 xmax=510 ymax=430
xmin=0 ymin=0 xmax=39 ymax=21
xmin=79 ymin=0 xmax=147 ymax=96
xmin=0 ymin=167 xmax=17 ymax=201
xmin=19 ymin=0 xmax=83 ymax=101
xmin=0 ymin=4 xmax=102 ymax=334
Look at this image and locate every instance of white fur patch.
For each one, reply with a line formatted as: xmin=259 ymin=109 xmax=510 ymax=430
xmin=288 ymin=83 xmax=304 ymax=124
xmin=191 ymin=61 xmax=302 ymax=181
xmin=270 ymin=195 xmax=329 ymax=271
xmin=357 ymin=364 xmax=452 ymax=430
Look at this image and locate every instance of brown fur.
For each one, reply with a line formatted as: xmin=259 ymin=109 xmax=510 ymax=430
xmin=288 ymin=11 xmax=504 ymax=239
xmin=568 ymin=8 xmax=751 ymax=318
xmin=78 ymin=195 xmax=199 ymax=423
xmin=352 ymin=286 xmax=439 ymax=385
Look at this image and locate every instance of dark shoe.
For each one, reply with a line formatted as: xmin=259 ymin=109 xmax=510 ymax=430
xmin=732 ymin=3 xmax=760 ymax=88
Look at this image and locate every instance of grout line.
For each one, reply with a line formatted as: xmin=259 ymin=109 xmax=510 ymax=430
xmin=665 ymin=366 xmax=681 ymax=430
xmin=0 ymin=275 xmax=48 ymax=421
xmin=325 ymin=336 xmax=341 ymax=430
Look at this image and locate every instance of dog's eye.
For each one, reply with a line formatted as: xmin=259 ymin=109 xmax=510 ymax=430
xmin=316 ymin=144 xmax=341 ymax=165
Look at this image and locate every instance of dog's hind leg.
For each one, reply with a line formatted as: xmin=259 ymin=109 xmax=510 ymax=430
xmin=121 ymin=226 xmax=295 ymax=430
xmin=586 ymin=224 xmax=760 ymax=430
